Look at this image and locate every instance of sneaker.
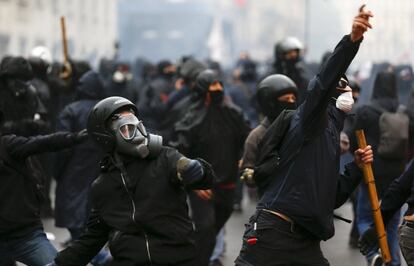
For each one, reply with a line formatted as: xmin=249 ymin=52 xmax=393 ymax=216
xmin=370 ymin=254 xmax=383 ymax=266
xmin=348 ymin=236 xmax=359 ymax=249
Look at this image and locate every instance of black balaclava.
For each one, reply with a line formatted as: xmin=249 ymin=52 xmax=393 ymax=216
xmin=157 ymin=60 xmax=174 ymax=80
xmin=257 ymin=74 xmax=298 ymax=121
xmin=195 ymin=69 xmax=224 ymax=106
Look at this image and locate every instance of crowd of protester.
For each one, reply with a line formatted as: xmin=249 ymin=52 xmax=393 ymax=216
xmin=2 ymin=6 xmax=414 ymax=266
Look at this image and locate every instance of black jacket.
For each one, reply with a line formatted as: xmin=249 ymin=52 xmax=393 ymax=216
xmin=54 ymin=71 xmax=104 ymax=229
xmin=175 ymin=100 xmax=250 ymax=185
xmin=258 ymin=35 xmax=362 ymax=240
xmin=0 ymin=132 xmax=80 ymax=236
xmin=55 ymin=147 xmax=215 ymax=266
xmin=380 ymin=160 xmax=414 ymax=226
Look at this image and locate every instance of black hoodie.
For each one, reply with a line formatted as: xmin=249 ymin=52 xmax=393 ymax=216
xmin=351 ymin=71 xmax=406 ymax=196
xmin=175 ymin=69 xmax=250 ymax=184
xmin=0 ymin=56 xmax=42 ymax=122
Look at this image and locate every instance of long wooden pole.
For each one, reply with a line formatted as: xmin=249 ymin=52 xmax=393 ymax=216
xmin=60 ymin=16 xmax=72 ymax=79
xmin=356 ymin=130 xmax=391 ymax=263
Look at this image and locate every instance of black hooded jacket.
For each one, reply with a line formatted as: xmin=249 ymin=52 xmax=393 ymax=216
xmin=258 ymin=35 xmax=363 ymax=241
xmin=268 ymin=57 xmax=311 ymax=104
xmin=175 ymin=70 xmax=251 ymax=184
xmin=351 ymin=71 xmax=407 ymax=196
xmin=158 ymin=59 xmax=207 ymax=143
xmin=54 ymin=147 xmax=215 ymax=265
xmin=54 ymin=71 xmax=104 ymax=229
xmin=0 ymin=132 xmax=81 ymax=236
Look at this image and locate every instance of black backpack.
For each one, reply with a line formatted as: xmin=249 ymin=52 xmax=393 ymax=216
xmin=370 ymin=104 xmax=409 ymax=160
xmin=253 ymin=110 xmax=295 ymax=191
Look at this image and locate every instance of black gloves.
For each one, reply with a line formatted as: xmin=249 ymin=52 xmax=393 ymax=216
xmin=177 ymin=157 xmax=204 ymax=183
xmin=358 ymin=226 xmax=378 ymax=255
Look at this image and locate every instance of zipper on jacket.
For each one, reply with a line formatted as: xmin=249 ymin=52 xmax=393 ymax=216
xmin=120 ymin=173 xmax=152 ymax=264
xmin=144 ymin=233 xmax=153 ymax=265
xmin=120 ymin=173 xmax=137 ymax=223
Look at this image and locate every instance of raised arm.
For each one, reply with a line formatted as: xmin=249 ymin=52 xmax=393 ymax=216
xmin=299 ymin=6 xmax=373 ymax=129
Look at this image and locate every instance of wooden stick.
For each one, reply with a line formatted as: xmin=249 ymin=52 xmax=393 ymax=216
xmin=60 ymin=16 xmax=72 ymax=79
xmin=60 ymin=16 xmax=69 ymax=64
xmin=356 ymin=130 xmax=391 ymax=263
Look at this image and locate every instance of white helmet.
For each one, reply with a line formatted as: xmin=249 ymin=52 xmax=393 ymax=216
xmin=30 ymin=46 xmax=52 ymax=64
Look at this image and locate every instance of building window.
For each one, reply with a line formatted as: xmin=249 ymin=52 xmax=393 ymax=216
xmin=19 ymin=36 xmax=27 ymax=55
xmin=0 ymin=34 xmax=10 ymax=58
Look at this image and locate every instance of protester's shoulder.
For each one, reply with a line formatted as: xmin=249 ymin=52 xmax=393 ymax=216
xmin=224 ymin=98 xmax=242 ymax=112
xmin=246 ymin=124 xmax=267 ymax=144
xmin=355 ymin=104 xmax=377 ymax=119
xmin=223 ymin=99 xmax=248 ymax=123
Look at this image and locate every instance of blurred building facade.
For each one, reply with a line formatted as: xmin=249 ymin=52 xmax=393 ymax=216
xmin=0 ymin=0 xmax=117 ymax=65
xmin=1 ymin=0 xmax=414 ymax=68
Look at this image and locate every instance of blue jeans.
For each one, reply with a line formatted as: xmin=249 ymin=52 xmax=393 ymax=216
xmin=357 ymin=184 xmax=401 ymax=266
xmin=0 ymin=228 xmax=57 ymax=266
xmin=210 ymin=228 xmax=225 ymax=261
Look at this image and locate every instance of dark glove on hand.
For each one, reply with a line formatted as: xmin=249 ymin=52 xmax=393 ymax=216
xmin=177 ymin=157 xmax=204 ymax=183
xmin=74 ymin=129 xmax=88 ymax=143
xmin=358 ymin=227 xmax=378 ymax=255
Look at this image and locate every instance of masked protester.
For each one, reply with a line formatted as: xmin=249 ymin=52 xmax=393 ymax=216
xmin=174 ymin=69 xmax=250 ymax=266
xmin=240 ymin=74 xmax=297 ymax=196
xmin=137 ymin=60 xmax=176 ymax=133
xmin=0 ymin=56 xmax=46 ymax=123
xmin=351 ymin=71 xmax=409 ymax=266
xmin=106 ymin=62 xmax=139 ymax=103
xmin=0 ymin=109 xmax=88 ymax=266
xmin=228 ymin=54 xmax=259 ymax=128
xmin=235 ymin=6 xmax=374 ymax=266
xmin=268 ymin=36 xmax=312 ymax=104
xmin=359 ymin=160 xmax=414 ymax=266
xmin=54 ymin=71 xmax=105 ymax=244
xmin=158 ymin=59 xmax=207 ymax=143
xmin=50 ymin=96 xmax=215 ymax=266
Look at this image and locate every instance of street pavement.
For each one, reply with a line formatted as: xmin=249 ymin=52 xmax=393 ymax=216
xmin=34 ymin=193 xmax=406 ymax=266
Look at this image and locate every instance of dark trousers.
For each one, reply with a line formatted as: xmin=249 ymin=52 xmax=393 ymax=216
xmin=234 ymin=178 xmax=244 ymax=205
xmin=399 ymin=222 xmax=414 ymax=266
xmin=189 ymin=187 xmax=235 ymax=266
xmin=235 ymin=210 xmax=329 ymax=266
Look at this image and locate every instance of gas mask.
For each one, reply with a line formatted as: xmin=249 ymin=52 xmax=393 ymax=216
xmin=111 ymin=114 xmax=162 ymax=158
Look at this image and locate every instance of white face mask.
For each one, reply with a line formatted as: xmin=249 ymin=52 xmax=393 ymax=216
xmin=336 ymin=91 xmax=354 ymax=113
